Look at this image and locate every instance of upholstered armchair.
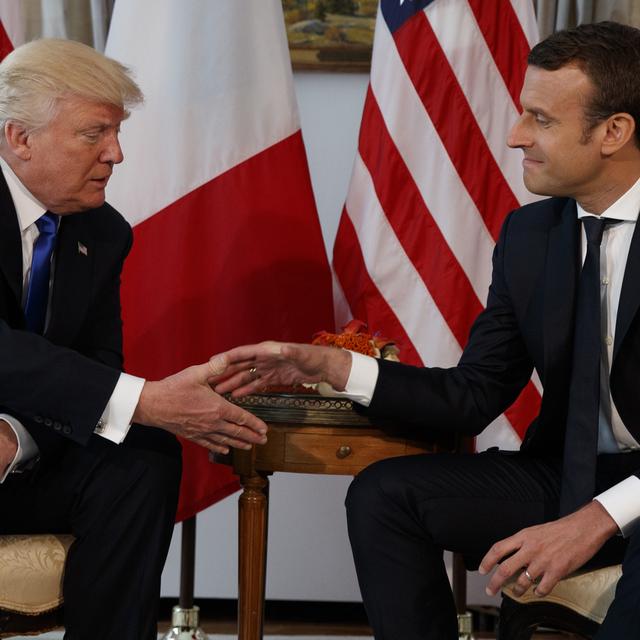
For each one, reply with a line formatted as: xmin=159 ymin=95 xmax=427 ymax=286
xmin=0 ymin=534 xmax=72 ymax=637
xmin=499 ymin=564 xmax=622 ymax=639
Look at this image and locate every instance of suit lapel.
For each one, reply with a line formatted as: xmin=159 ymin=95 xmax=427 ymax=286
xmin=543 ymin=199 xmax=580 ymax=382
xmin=0 ymin=172 xmax=24 ymax=308
xmin=613 ymin=219 xmax=640 ymax=360
xmin=45 ymin=213 xmax=94 ymax=344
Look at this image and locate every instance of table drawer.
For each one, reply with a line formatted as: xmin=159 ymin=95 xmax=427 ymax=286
xmin=284 ymin=432 xmax=412 ymax=469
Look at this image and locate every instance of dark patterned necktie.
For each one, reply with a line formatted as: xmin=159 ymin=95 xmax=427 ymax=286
xmin=559 ymin=216 xmax=617 ymax=516
xmin=24 ymin=212 xmax=58 ymax=334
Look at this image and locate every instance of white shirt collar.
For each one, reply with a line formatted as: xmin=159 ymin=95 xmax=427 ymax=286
xmin=0 ymin=156 xmax=47 ymax=232
xmin=576 ymin=176 xmax=640 ymax=222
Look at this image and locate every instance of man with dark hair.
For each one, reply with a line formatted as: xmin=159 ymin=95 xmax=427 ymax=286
xmin=216 ymin=21 xmax=640 ymax=639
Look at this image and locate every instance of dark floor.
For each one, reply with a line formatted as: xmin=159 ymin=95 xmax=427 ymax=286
xmin=157 ymin=599 xmax=585 ymax=637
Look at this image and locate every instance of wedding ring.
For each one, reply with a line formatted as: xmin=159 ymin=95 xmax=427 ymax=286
xmin=248 ymin=366 xmax=259 ymax=379
xmin=524 ymin=569 xmax=535 ymax=583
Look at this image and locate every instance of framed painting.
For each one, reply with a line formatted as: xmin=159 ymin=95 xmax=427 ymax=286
xmin=282 ymin=0 xmax=377 ymax=71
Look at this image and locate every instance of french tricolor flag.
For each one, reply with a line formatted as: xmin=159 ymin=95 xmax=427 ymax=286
xmin=105 ymin=0 xmax=334 ymax=521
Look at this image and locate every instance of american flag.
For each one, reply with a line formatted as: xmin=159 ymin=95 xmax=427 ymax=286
xmin=332 ymin=0 xmax=542 ymax=449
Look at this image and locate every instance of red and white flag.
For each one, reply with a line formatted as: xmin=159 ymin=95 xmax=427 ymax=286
xmin=106 ymin=0 xmax=334 ymax=520
xmin=333 ymin=0 xmax=541 ymax=450
xmin=0 ymin=3 xmax=25 ymax=58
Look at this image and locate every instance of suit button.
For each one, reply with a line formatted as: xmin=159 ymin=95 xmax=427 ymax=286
xmin=53 ymin=422 xmax=62 ymax=432
xmin=34 ymin=416 xmax=43 ymax=424
xmin=44 ymin=418 xmax=52 ymax=427
xmin=62 ymin=425 xmax=72 ymax=435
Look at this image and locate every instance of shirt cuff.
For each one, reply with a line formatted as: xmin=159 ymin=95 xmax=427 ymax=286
xmin=594 ymin=475 xmax=640 ymax=537
xmin=0 ymin=413 xmax=39 ymax=482
xmin=318 ymin=351 xmax=379 ymax=407
xmin=94 ymin=373 xmax=145 ymax=444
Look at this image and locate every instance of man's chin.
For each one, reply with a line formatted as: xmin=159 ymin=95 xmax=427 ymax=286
xmin=54 ymin=195 xmax=107 ymax=215
xmin=522 ymin=176 xmax=556 ymax=198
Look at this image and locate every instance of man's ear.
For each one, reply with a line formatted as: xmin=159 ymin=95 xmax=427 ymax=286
xmin=3 ymin=121 xmax=32 ymax=160
xmin=600 ymin=113 xmax=635 ymax=156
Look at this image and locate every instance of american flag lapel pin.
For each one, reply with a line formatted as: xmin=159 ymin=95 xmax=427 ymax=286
xmin=78 ymin=241 xmax=88 ymax=256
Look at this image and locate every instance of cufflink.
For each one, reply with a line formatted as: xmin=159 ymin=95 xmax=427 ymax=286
xmin=94 ymin=419 xmax=105 ymax=434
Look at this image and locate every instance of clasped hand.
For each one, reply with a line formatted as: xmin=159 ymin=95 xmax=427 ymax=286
xmin=213 ymin=340 xmax=352 ymax=397
xmin=134 ymin=355 xmax=269 ymax=454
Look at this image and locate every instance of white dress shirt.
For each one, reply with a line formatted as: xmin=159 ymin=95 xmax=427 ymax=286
xmin=0 ymin=159 xmax=145 ymax=481
xmin=339 ymin=178 xmax=640 ymax=536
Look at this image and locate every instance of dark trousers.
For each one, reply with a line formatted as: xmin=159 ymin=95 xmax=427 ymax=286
xmin=0 ymin=425 xmax=182 ymax=640
xmin=345 ymin=449 xmax=640 ymax=640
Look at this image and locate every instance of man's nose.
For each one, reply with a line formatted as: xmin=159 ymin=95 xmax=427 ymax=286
xmin=507 ymin=116 xmax=529 ymax=149
xmin=101 ymin=135 xmax=124 ymax=165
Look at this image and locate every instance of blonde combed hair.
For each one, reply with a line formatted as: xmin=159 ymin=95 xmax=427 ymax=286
xmin=0 ymin=38 xmax=143 ymax=133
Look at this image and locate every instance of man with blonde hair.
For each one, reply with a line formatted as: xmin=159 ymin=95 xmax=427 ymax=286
xmin=0 ymin=39 xmax=268 ymax=640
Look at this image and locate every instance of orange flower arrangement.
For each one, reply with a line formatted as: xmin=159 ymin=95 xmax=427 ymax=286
xmin=312 ymin=319 xmax=400 ymax=360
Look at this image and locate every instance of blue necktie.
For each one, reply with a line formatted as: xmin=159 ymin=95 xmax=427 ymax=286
xmin=559 ymin=217 xmax=616 ymax=515
xmin=24 ymin=212 xmax=58 ymax=334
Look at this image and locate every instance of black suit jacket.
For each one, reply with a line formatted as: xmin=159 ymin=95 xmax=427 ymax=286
xmin=365 ymin=197 xmax=640 ymax=459
xmin=0 ymin=173 xmax=132 ymax=457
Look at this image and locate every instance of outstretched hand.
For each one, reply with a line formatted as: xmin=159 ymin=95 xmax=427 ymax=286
xmin=133 ymin=355 xmax=268 ymax=455
xmin=479 ymin=501 xmax=618 ymax=598
xmin=212 ymin=341 xmax=352 ymax=397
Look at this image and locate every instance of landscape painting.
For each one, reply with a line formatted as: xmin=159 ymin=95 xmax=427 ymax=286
xmin=283 ymin=0 xmax=377 ymax=71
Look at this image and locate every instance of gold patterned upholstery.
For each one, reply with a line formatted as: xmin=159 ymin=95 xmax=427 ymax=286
xmin=502 ymin=564 xmax=621 ymax=624
xmin=0 ymin=534 xmax=72 ymax=615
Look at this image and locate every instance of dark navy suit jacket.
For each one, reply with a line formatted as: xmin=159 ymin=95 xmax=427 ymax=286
xmin=363 ymin=197 xmax=640 ymax=464
xmin=0 ymin=172 xmax=131 ymax=458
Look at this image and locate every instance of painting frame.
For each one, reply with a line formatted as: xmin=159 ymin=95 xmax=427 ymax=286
xmin=282 ymin=0 xmax=376 ymax=72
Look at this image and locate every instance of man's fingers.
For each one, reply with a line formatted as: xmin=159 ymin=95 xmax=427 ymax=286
xmin=224 ymin=403 xmax=267 ymax=437
xmin=486 ymin=557 xmax=522 ymax=596
xmin=214 ymin=367 xmax=262 ymax=394
xmin=208 ymin=353 xmax=228 ymax=376
xmin=217 ymin=421 xmax=268 ymax=446
xmin=532 ymin=570 xmax=560 ymax=598
xmin=481 ymin=539 xmax=526 ymax=596
xmin=479 ymin=537 xmax=517 ymax=575
xmin=510 ymin=566 xmax=541 ymax=597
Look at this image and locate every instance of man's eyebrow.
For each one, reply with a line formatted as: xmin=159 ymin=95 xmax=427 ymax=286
xmin=76 ymin=122 xmax=118 ymax=132
xmin=524 ymin=106 xmax=555 ymax=120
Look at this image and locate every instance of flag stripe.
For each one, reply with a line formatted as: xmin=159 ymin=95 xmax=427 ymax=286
xmin=343 ymin=154 xmax=463 ymax=368
xmin=333 ymin=1 xmax=542 ymax=452
xmin=359 ymin=89 xmax=483 ymax=349
xmin=467 ymin=0 xmax=531 ymax=109
xmin=505 ymin=381 xmax=542 ymax=440
xmin=424 ymin=0 xmax=536 ymax=207
xmin=369 ymin=11 xmax=495 ymax=303
xmin=509 ymin=0 xmax=540 ymax=48
xmin=394 ymin=11 xmax=519 ymax=241
xmin=0 ymin=20 xmax=13 ymax=60
xmin=333 ymin=210 xmax=423 ymax=366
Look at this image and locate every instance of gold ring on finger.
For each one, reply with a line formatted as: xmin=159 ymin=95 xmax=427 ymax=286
xmin=248 ymin=366 xmax=259 ymax=379
xmin=524 ymin=569 xmax=535 ymax=583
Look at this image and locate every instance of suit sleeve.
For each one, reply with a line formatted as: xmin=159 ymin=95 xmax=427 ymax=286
xmin=365 ymin=211 xmax=535 ymax=435
xmin=0 ymin=321 xmax=120 ymax=446
xmin=0 ymin=218 xmax=133 ymax=448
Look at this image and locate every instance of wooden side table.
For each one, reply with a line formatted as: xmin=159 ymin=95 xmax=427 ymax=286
xmin=218 ymin=394 xmax=468 ymax=640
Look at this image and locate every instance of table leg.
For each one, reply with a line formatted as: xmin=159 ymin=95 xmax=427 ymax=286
xmin=238 ymin=472 xmax=269 ymax=640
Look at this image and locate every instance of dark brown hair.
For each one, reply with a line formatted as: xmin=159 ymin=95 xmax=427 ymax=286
xmin=528 ymin=21 xmax=640 ymax=145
